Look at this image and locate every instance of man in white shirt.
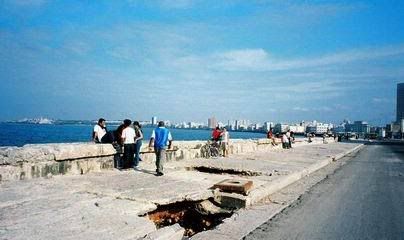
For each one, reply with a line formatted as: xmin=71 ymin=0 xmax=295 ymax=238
xmin=121 ymin=119 xmax=137 ymax=169
xmin=93 ymin=118 xmax=107 ymax=143
xmin=221 ymin=128 xmax=230 ymax=157
xmin=282 ymin=134 xmax=289 ymax=149
xmin=286 ymin=130 xmax=292 ymax=148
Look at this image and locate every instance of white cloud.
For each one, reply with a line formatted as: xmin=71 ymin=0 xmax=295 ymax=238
xmin=213 ymin=49 xmax=270 ymax=71
xmin=372 ymin=98 xmax=392 ymax=103
xmin=292 ymin=107 xmax=310 ymax=112
xmin=209 ymin=44 xmax=404 ymax=72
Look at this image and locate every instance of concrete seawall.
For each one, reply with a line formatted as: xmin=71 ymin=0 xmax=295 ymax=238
xmin=0 ymin=138 xmax=331 ymax=182
xmin=1 ymin=140 xmax=361 ymax=240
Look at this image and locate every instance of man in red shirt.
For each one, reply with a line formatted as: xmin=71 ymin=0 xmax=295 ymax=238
xmin=212 ymin=127 xmax=222 ymax=142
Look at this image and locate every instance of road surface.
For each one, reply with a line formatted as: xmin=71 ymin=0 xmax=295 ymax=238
xmin=245 ymin=143 xmax=404 ymax=240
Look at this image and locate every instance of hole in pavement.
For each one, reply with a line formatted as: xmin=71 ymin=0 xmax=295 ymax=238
xmin=187 ymin=166 xmax=262 ymax=176
xmin=142 ymin=199 xmax=234 ymax=237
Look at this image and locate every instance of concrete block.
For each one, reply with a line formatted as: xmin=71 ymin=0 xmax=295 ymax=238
xmin=213 ymin=179 xmax=253 ymax=195
xmin=141 ymin=223 xmax=184 ymax=240
xmin=214 ymin=192 xmax=248 ymax=209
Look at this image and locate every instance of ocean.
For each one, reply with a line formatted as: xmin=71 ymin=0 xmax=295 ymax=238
xmin=0 ymin=123 xmax=267 ymax=147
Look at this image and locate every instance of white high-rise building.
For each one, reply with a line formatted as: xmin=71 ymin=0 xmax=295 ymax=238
xmin=208 ymin=117 xmax=217 ymax=129
xmin=263 ymin=122 xmax=274 ymax=132
xmin=152 ymin=116 xmax=157 ymax=125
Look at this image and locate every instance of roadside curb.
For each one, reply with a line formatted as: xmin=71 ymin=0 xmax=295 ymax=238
xmin=191 ymin=143 xmax=365 ymax=240
xmin=247 ymin=143 xmax=364 ymax=206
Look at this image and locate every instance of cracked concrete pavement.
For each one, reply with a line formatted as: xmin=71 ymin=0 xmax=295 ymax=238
xmin=0 ymin=142 xmax=361 ymax=240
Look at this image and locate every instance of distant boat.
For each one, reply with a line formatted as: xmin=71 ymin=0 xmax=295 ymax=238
xmin=37 ymin=117 xmax=53 ymax=124
xmin=16 ymin=117 xmax=54 ymax=124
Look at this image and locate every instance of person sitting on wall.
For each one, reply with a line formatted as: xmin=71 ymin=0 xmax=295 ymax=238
xmin=93 ymin=118 xmax=115 ymax=143
xmin=267 ymin=129 xmax=277 ymax=146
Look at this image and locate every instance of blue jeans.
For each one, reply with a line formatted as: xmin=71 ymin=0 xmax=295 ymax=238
xmin=134 ymin=140 xmax=142 ymax=167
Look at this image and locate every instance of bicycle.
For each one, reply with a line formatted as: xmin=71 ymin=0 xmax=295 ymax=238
xmin=201 ymin=139 xmax=221 ymax=158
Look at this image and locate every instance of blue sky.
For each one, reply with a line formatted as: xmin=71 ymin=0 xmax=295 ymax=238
xmin=1 ymin=0 xmax=403 ymax=125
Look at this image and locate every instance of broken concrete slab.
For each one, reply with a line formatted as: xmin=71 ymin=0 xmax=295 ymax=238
xmin=195 ymin=200 xmax=233 ymax=215
xmin=214 ymin=192 xmax=249 ymax=209
xmin=141 ymin=223 xmax=184 ymax=240
xmin=213 ymin=179 xmax=253 ymax=195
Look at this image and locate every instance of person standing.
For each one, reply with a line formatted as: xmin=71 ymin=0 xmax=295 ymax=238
xmin=133 ymin=121 xmax=144 ymax=169
xmin=211 ymin=127 xmax=222 ymax=142
xmin=112 ymin=122 xmax=126 ymax=169
xmin=286 ymin=130 xmax=292 ymax=148
xmin=282 ymin=134 xmax=289 ymax=149
xmin=149 ymin=121 xmax=173 ymax=176
xmin=221 ymin=127 xmax=230 ymax=157
xmin=121 ymin=119 xmax=136 ymax=169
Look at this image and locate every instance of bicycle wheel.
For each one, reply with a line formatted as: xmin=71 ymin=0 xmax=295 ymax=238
xmin=210 ymin=147 xmax=219 ymax=158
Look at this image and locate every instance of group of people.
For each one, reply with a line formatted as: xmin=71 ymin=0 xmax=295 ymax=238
xmin=92 ymin=118 xmax=172 ymax=176
xmin=211 ymin=127 xmax=230 ymax=157
xmin=266 ymin=129 xmax=295 ymax=149
xmin=281 ymin=130 xmax=295 ymax=149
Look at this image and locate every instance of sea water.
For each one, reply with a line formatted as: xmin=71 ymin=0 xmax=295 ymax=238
xmin=0 ymin=123 xmax=267 ymax=147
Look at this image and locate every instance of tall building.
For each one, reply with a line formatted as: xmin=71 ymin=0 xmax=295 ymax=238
xmin=273 ymin=123 xmax=289 ymax=134
xmin=397 ymin=83 xmax=404 ymax=123
xmin=263 ymin=122 xmax=274 ymax=132
xmin=208 ymin=117 xmax=217 ymax=129
xmin=345 ymin=121 xmax=370 ymax=136
xmin=152 ymin=116 xmax=157 ymax=125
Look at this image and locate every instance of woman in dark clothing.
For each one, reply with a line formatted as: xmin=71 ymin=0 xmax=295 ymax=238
xmin=133 ymin=121 xmax=144 ymax=167
xmin=112 ymin=123 xmax=126 ymax=169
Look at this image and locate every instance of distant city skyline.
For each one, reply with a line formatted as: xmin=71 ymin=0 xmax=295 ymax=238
xmin=1 ymin=1 xmax=403 ymax=125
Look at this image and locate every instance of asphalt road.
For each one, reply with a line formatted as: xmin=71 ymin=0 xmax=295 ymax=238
xmin=245 ymin=143 xmax=404 ymax=240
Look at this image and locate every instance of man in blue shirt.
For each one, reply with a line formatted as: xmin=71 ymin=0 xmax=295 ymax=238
xmin=148 ymin=121 xmax=173 ymax=176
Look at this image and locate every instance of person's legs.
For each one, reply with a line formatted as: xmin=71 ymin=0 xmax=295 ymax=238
xmin=100 ymin=133 xmax=109 ymax=143
xmin=113 ymin=144 xmax=123 ymax=169
xmin=154 ymin=147 xmax=165 ymax=174
xmin=154 ymin=147 xmax=161 ymax=173
xmin=128 ymin=143 xmax=135 ymax=168
xmin=158 ymin=148 xmax=166 ymax=173
xmin=134 ymin=141 xmax=142 ymax=167
xmin=101 ymin=131 xmax=114 ymax=143
xmin=123 ymin=144 xmax=130 ymax=169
